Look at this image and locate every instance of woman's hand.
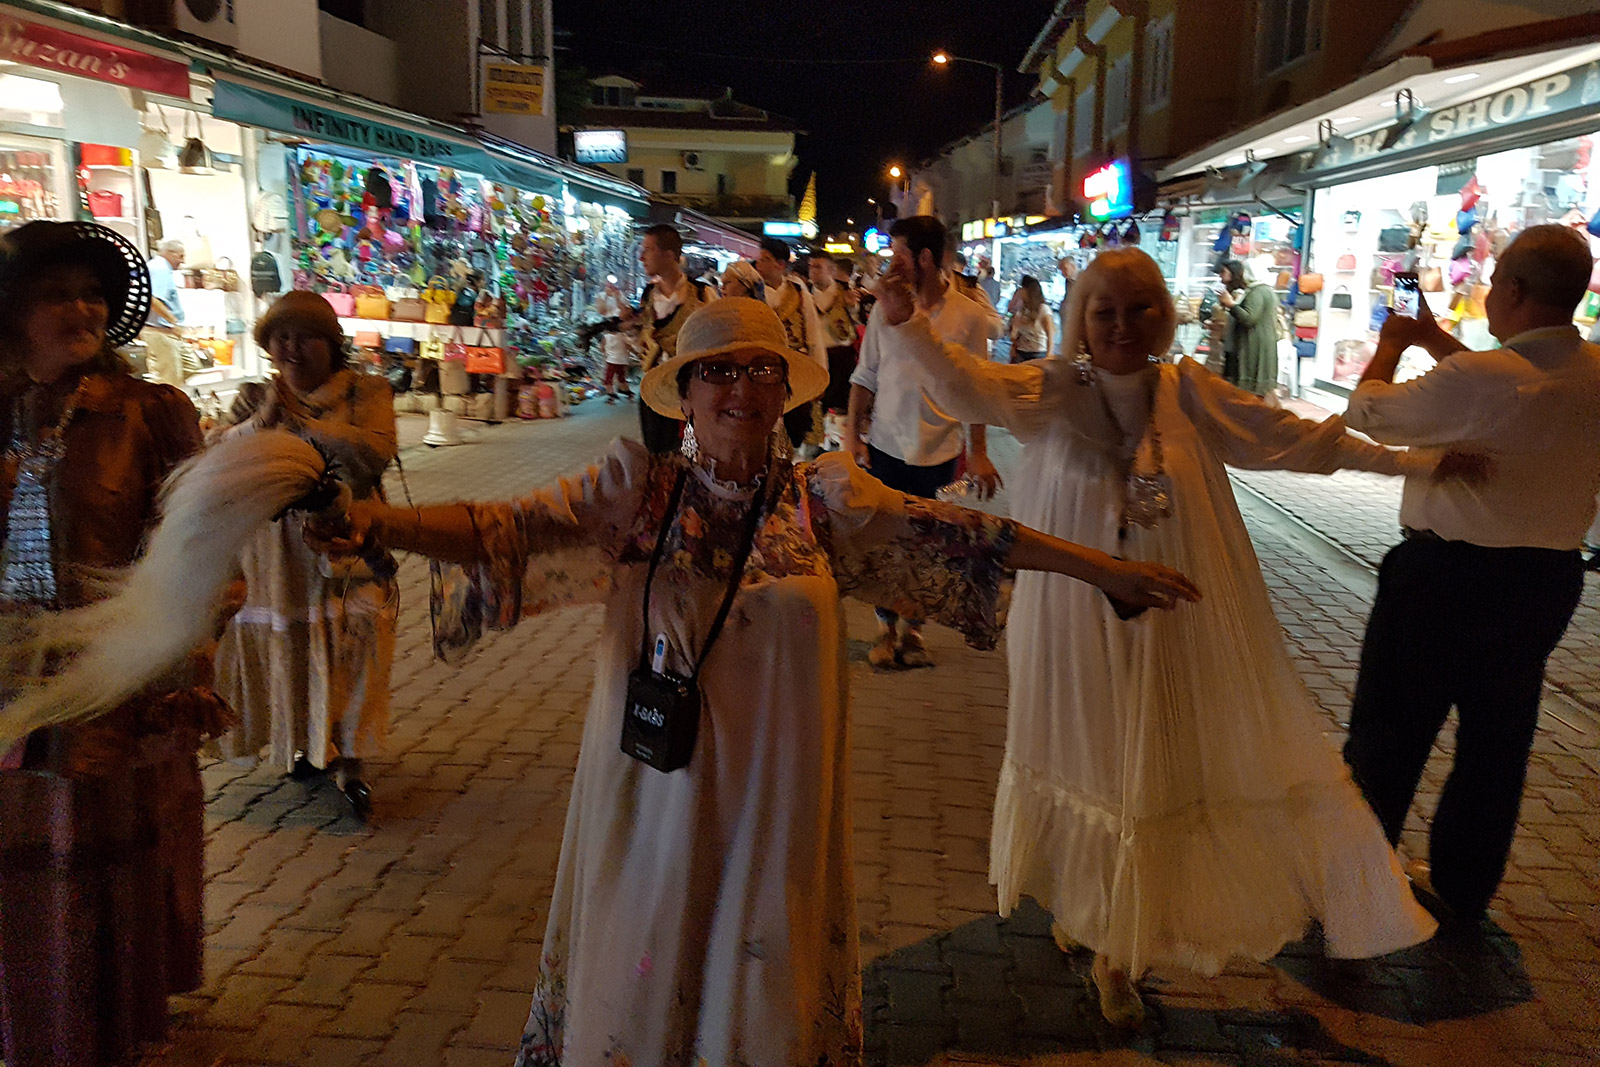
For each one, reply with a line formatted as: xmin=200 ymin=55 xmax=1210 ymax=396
xmin=1099 ymin=558 xmax=1202 ymax=611
xmin=1217 ymin=288 xmax=1237 ymax=309
xmin=304 ymin=496 xmax=378 ymax=556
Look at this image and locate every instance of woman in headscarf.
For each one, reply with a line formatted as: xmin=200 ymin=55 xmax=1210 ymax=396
xmin=874 ymin=248 xmax=1438 ymax=1027
xmin=309 ymin=296 xmax=1197 ymax=1062
xmin=1216 ymin=258 xmax=1281 ymax=396
xmin=0 ymin=221 xmax=223 ymax=1066
xmin=213 ymin=291 xmax=398 ymax=819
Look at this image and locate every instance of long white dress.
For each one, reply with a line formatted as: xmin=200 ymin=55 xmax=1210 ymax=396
xmin=888 ymin=314 xmax=1436 ymax=977
xmin=431 ymin=439 xmax=1015 ymax=1066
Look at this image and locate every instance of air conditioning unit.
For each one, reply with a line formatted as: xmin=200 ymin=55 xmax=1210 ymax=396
xmin=682 ymin=151 xmax=705 ymax=171
xmin=129 ymin=0 xmax=239 ymax=50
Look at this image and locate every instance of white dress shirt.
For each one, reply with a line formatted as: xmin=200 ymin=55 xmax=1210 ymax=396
xmin=850 ymin=286 xmax=991 ymax=466
xmin=1345 ymin=325 xmax=1600 ymax=550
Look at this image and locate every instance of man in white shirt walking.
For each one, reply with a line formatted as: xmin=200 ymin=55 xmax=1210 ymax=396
xmin=844 ymin=215 xmax=1001 ymax=668
xmin=1341 ymin=224 xmax=1600 ymax=925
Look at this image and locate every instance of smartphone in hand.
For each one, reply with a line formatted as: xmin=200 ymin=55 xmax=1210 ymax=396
xmin=1392 ymin=272 xmax=1421 ymax=318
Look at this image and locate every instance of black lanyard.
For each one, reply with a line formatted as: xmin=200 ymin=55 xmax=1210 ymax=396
xmin=636 ymin=466 xmax=770 ymax=681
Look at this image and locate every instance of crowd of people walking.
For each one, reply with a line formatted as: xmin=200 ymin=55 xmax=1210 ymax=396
xmin=0 ymin=204 xmax=1596 ymax=1066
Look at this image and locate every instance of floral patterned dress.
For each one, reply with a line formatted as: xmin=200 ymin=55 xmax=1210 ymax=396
xmin=432 ymin=440 xmax=1014 ymax=1066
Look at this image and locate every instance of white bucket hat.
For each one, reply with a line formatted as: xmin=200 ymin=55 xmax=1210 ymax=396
xmin=640 ymin=297 xmax=829 ymax=419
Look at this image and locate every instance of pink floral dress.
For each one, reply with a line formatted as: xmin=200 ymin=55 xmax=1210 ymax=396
xmin=431 ymin=439 xmax=1014 ymax=1066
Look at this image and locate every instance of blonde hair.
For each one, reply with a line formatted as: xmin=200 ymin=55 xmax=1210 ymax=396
xmin=1058 ymin=247 xmax=1177 ymax=360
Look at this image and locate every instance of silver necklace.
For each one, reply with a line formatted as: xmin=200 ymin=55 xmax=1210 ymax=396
xmin=1 ymin=380 xmax=88 ymax=606
xmin=1077 ymin=356 xmax=1172 ymax=530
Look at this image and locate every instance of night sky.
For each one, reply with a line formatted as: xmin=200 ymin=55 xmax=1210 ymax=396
xmin=553 ymin=1 xmax=1053 ymax=233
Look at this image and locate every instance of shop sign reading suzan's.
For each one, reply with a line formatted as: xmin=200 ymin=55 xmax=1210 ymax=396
xmin=1309 ymin=60 xmax=1600 ymax=173
xmin=0 ymin=14 xmax=190 ymax=97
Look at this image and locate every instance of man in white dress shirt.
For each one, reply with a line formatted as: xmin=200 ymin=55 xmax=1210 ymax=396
xmin=844 ymin=215 xmax=1000 ymax=668
xmin=1341 ymin=224 xmax=1600 ymax=925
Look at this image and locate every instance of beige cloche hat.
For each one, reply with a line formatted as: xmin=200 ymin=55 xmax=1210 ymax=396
xmin=639 ymin=297 xmax=829 ymax=419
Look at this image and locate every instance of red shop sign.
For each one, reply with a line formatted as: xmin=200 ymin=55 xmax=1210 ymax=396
xmin=0 ymin=14 xmax=190 ymax=98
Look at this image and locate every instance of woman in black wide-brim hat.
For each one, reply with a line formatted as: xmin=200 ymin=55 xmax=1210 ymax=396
xmin=0 ymin=221 xmax=227 ymax=1067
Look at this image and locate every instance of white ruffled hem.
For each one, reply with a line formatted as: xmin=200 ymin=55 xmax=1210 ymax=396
xmin=989 ymin=759 xmax=1436 ymax=976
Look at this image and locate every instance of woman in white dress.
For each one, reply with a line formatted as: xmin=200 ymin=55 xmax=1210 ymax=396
xmin=873 ymin=249 xmax=1438 ymax=1026
xmin=312 ymin=297 xmax=1198 ymax=1064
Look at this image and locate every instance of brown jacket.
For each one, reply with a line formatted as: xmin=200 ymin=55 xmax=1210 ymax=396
xmin=0 ymin=370 xmax=201 ymax=585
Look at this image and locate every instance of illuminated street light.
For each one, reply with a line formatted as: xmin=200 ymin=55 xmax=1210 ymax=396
xmin=888 ymin=164 xmax=903 ymax=179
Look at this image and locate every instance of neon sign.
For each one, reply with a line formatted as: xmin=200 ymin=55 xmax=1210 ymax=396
xmin=1083 ymin=159 xmax=1134 ymax=221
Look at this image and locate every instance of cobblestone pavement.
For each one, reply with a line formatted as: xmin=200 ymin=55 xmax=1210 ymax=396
xmin=135 ymin=410 xmax=1597 ymax=1067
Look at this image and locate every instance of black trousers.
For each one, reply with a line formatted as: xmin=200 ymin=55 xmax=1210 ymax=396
xmin=1344 ymin=536 xmax=1583 ymax=919
xmin=823 ymin=345 xmax=858 ymax=412
xmin=638 ymin=398 xmax=683 ymax=455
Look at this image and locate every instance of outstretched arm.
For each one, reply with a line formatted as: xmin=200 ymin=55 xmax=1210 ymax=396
xmin=1007 ymin=524 xmax=1199 ymax=610
xmin=874 ymin=269 xmax=1048 ymax=436
xmin=1177 ymin=359 xmax=1430 ymax=477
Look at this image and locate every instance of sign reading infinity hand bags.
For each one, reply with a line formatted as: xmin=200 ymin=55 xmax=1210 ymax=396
xmin=462 ymin=328 xmax=505 ymax=374
xmin=622 ymin=471 xmax=767 ymax=772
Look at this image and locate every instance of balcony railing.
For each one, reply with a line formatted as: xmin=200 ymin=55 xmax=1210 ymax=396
xmin=651 ymin=192 xmax=794 ymax=219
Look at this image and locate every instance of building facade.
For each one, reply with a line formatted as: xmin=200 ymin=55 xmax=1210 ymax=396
xmin=575 ymin=75 xmax=800 ymax=233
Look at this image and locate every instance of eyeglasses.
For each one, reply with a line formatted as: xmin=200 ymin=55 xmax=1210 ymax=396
xmin=693 ymin=358 xmax=787 ymax=385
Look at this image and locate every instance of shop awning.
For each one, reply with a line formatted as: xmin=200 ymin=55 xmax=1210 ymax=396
xmin=477 ymin=132 xmax=647 ymax=214
xmin=207 ymin=76 xmax=564 ymax=195
xmin=1160 ymin=35 xmax=1600 ymax=183
xmin=659 ymin=205 xmax=761 ymax=259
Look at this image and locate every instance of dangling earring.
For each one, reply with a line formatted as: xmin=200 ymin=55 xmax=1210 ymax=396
xmin=768 ymin=422 xmax=794 ymax=464
xmin=680 ymin=418 xmax=701 ymax=464
xmin=1074 ymin=343 xmax=1094 ymax=384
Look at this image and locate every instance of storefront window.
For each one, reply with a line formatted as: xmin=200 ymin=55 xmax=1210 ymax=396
xmin=1306 ymin=132 xmax=1600 ymax=390
xmin=0 ymin=134 xmax=66 ymax=233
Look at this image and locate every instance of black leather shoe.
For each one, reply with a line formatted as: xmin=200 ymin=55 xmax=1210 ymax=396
xmin=341 ymin=778 xmax=373 ymax=821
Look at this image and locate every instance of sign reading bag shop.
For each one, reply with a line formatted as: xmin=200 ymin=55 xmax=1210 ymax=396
xmin=1308 ymin=60 xmax=1600 ymax=174
xmin=0 ymin=13 xmax=190 ymax=98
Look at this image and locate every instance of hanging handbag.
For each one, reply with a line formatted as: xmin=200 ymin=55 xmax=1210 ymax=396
xmin=87 ymin=189 xmax=124 ymax=219
xmin=250 ymin=250 xmax=283 ymax=294
xmin=383 ymin=336 xmax=418 ymax=356
xmin=1294 ymin=292 xmax=1316 ymax=311
xmin=1335 ymin=251 xmax=1358 ymax=272
xmin=1369 ymin=303 xmax=1391 ymax=332
xmin=1297 ymin=272 xmax=1323 ymax=294
xmin=419 ymin=335 xmax=446 ymax=361
xmin=321 ymin=282 xmax=355 ymax=317
xmin=449 ymin=286 xmax=478 ymax=326
xmin=1449 ymin=259 xmax=1473 ymax=287
xmin=1420 ymin=266 xmax=1444 ymax=292
xmin=392 ymin=296 xmax=427 ymax=322
xmin=1329 ymin=286 xmax=1353 ymax=310
xmin=462 ymin=328 xmax=505 ymax=374
xmin=177 ymin=109 xmax=211 ymax=171
xmin=1293 ymin=324 xmax=1318 ymax=340
xmin=1376 ymin=226 xmax=1412 ymax=253
xmin=353 ymin=285 xmax=391 ymax=319
xmin=474 ymin=290 xmax=506 ymax=328
xmin=442 ymin=328 xmax=468 ymax=362
xmin=354 ymin=330 xmax=382 ymax=349
xmin=423 ymin=276 xmax=456 ymax=324
xmin=1293 ymin=309 xmax=1319 ymax=328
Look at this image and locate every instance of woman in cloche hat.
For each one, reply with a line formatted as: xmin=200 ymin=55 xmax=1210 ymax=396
xmin=309 ymin=296 xmax=1198 ymax=1062
xmin=211 ymin=290 xmax=398 ymax=821
xmin=0 ymin=221 xmax=226 ymax=1066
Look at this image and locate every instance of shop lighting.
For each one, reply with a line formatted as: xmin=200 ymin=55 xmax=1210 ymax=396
xmin=1442 ymin=72 xmax=1481 ymax=85
xmin=1379 ymin=89 xmax=1426 ymax=151
xmin=1283 ymin=134 xmax=1311 ymax=144
xmin=1333 ymin=115 xmax=1362 ymax=124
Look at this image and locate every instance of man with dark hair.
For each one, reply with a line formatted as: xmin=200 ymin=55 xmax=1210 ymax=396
xmin=845 ymin=215 xmax=1001 ymax=668
xmin=755 ymin=236 xmax=827 ymax=451
xmin=1342 ymin=223 xmax=1600 ymax=926
xmin=947 ymin=249 xmax=1003 ymax=345
xmin=636 ymin=223 xmax=714 ymax=452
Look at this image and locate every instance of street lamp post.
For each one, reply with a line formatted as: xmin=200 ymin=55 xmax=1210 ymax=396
xmin=933 ymin=50 xmax=1004 ymax=237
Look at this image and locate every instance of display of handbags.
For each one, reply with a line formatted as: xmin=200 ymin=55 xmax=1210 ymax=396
xmin=1297 ymin=272 xmax=1324 ymax=294
xmin=353 ymin=285 xmax=391 ymax=319
xmin=322 ymin=283 xmax=355 ymax=317
xmin=1328 ymin=286 xmax=1353 ymax=311
xmin=1376 ymin=226 xmax=1412 ymax=253
xmin=1335 ymin=251 xmax=1358 ymax=272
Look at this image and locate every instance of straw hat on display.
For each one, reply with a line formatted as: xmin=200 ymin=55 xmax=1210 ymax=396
xmin=639 ymin=297 xmax=828 ymax=420
xmin=0 ymin=221 xmax=152 ymax=348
